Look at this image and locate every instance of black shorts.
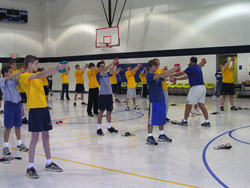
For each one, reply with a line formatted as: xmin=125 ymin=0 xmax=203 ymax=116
xmin=75 ymin=84 xmax=85 ymax=93
xmin=28 ymin=107 xmax=52 ymax=132
xmin=111 ymin=84 xmax=117 ymax=94
xmin=20 ymin=92 xmax=27 ymax=103
xmin=0 ymin=89 xmax=2 ymax=101
xmin=98 ymin=95 xmax=113 ymax=112
xmin=44 ymin=86 xmax=49 ymax=97
xmin=222 ymin=83 xmax=235 ymax=95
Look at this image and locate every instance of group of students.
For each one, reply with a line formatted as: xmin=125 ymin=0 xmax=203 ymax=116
xmin=0 ymin=55 xmax=238 ymax=179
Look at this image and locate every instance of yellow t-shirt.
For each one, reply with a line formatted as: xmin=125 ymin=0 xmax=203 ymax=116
xmin=155 ymin=69 xmax=168 ymax=90
xmin=222 ymin=67 xmax=234 ymax=83
xmin=19 ymin=72 xmax=48 ymax=109
xmin=87 ymin=69 xmax=99 ymax=89
xmin=110 ymin=72 xmax=117 ymax=84
xmin=12 ymin=69 xmax=24 ymax=93
xmin=75 ymin=70 xmax=84 ymax=84
xmin=41 ymin=77 xmax=49 ymax=86
xmin=139 ymin=74 xmax=147 ymax=84
xmin=125 ymin=71 xmax=136 ymax=88
xmin=61 ymin=73 xmax=69 ymax=84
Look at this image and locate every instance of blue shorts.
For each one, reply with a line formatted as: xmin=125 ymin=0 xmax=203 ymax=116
xmin=148 ymin=102 xmax=166 ymax=126
xmin=4 ymin=101 xmax=22 ymax=128
xmin=29 ymin=107 xmax=52 ymax=132
xmin=98 ymin=95 xmax=113 ymax=112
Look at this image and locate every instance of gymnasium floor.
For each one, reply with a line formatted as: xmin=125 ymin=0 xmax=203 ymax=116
xmin=0 ymin=94 xmax=249 ymax=188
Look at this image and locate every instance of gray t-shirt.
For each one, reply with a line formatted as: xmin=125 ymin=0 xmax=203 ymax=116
xmin=0 ymin=78 xmax=21 ymax=104
xmin=96 ymin=72 xmax=112 ymax=95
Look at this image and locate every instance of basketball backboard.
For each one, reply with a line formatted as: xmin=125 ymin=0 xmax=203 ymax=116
xmin=96 ymin=26 xmax=120 ymax=48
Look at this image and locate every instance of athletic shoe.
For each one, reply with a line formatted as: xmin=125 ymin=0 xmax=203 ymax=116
xmin=133 ymin=106 xmax=140 ymax=110
xmin=0 ymin=110 xmax=4 ymax=114
xmin=45 ymin=162 xmax=63 ymax=172
xmin=22 ymin=117 xmax=29 ymax=124
xmin=178 ymin=120 xmax=188 ymax=126
xmin=66 ymin=97 xmax=70 ymax=100
xmin=166 ymin=118 xmax=170 ymax=122
xmin=26 ymin=167 xmax=39 ymax=179
xmin=108 ymin=127 xmax=118 ymax=133
xmin=48 ymin=106 xmax=52 ymax=110
xmin=97 ymin=129 xmax=104 ymax=136
xmin=231 ymin=106 xmax=238 ymax=111
xmin=212 ymin=95 xmax=216 ymax=98
xmin=81 ymin=102 xmax=87 ymax=105
xmin=74 ymin=102 xmax=76 ymax=106
xmin=50 ymin=93 xmax=53 ymax=96
xmin=125 ymin=106 xmax=130 ymax=111
xmin=17 ymin=144 xmax=29 ymax=152
xmin=146 ymin=136 xmax=158 ymax=145
xmin=158 ymin=134 xmax=172 ymax=142
xmin=201 ymin=122 xmax=211 ymax=127
xmin=220 ymin=106 xmax=224 ymax=111
xmin=3 ymin=147 xmax=11 ymax=156
xmin=115 ymin=99 xmax=121 ymax=103
xmin=88 ymin=113 xmax=94 ymax=117
xmin=60 ymin=98 xmax=64 ymax=101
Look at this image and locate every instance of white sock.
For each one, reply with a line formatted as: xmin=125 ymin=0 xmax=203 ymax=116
xmin=17 ymin=140 xmax=22 ymax=146
xmin=183 ymin=119 xmax=187 ymax=122
xmin=205 ymin=120 xmax=209 ymax=123
xmin=159 ymin=130 xmax=164 ymax=135
xmin=46 ymin=159 xmax=52 ymax=165
xmin=148 ymin=133 xmax=153 ymax=137
xmin=3 ymin=142 xmax=8 ymax=147
xmin=28 ymin=163 xmax=34 ymax=169
xmin=107 ymin=123 xmax=112 ymax=129
xmin=97 ymin=124 xmax=101 ymax=130
xmin=22 ymin=116 xmax=26 ymax=119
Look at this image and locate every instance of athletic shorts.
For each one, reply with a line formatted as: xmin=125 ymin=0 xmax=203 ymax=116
xmin=111 ymin=84 xmax=117 ymax=94
xmin=127 ymin=88 xmax=136 ymax=99
xmin=98 ymin=95 xmax=113 ymax=112
xmin=0 ymin=89 xmax=2 ymax=101
xmin=148 ymin=101 xmax=166 ymax=126
xmin=187 ymin=85 xmax=206 ymax=105
xmin=28 ymin=107 xmax=52 ymax=132
xmin=221 ymin=83 xmax=235 ymax=95
xmin=20 ymin=92 xmax=27 ymax=103
xmin=4 ymin=101 xmax=22 ymax=128
xmin=43 ymin=86 xmax=49 ymax=97
xmin=75 ymin=84 xmax=85 ymax=93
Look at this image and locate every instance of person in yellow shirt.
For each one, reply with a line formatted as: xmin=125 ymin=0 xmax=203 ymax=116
xmin=74 ymin=64 xmax=88 ymax=106
xmin=139 ymin=67 xmax=148 ymax=98
xmin=20 ymin=55 xmax=63 ymax=179
xmin=110 ymin=67 xmax=121 ymax=103
xmin=125 ymin=64 xmax=141 ymax=111
xmin=9 ymin=59 xmax=28 ymax=124
xmin=87 ymin=62 xmax=99 ymax=117
xmin=60 ymin=66 xmax=70 ymax=100
xmin=220 ymin=57 xmax=237 ymax=111
xmin=40 ymin=68 xmax=52 ymax=110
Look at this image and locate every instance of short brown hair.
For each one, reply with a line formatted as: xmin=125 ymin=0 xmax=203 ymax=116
xmin=9 ymin=59 xmax=17 ymax=65
xmin=24 ymin=55 xmax=38 ymax=67
xmin=147 ymin=59 xmax=157 ymax=69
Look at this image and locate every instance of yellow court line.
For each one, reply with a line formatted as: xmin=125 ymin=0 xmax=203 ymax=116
xmin=1 ymin=146 xmax=201 ymax=188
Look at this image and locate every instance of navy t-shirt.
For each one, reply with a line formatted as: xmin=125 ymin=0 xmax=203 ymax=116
xmin=184 ymin=64 xmax=204 ymax=87
xmin=146 ymin=73 xmax=165 ymax=103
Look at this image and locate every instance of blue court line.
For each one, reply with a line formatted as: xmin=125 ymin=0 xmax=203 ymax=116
xmin=202 ymin=125 xmax=250 ymax=188
xmin=229 ymin=128 xmax=250 ymax=145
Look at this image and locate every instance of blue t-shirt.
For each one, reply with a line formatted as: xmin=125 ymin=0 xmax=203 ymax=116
xmin=184 ymin=64 xmax=204 ymax=87
xmin=0 ymin=78 xmax=21 ymax=104
xmin=96 ymin=72 xmax=112 ymax=95
xmin=116 ymin=73 xmax=122 ymax=83
xmin=146 ymin=73 xmax=165 ymax=103
xmin=215 ymin=70 xmax=222 ymax=82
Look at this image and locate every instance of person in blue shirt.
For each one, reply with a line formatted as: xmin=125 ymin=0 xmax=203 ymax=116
xmin=172 ymin=57 xmax=210 ymax=127
xmin=212 ymin=65 xmax=223 ymax=97
xmin=0 ymin=67 xmax=28 ymax=156
xmin=146 ymin=59 xmax=177 ymax=145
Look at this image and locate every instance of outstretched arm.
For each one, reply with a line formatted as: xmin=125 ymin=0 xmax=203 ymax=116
xmin=153 ymin=67 xmax=177 ymax=80
xmin=100 ymin=60 xmax=116 ymax=76
xmin=5 ymin=70 xmax=24 ymax=82
xmin=132 ymin=64 xmax=141 ymax=72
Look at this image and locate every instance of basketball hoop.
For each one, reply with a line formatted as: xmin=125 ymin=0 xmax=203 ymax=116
xmin=97 ymin=42 xmax=112 ymax=48
xmin=96 ymin=26 xmax=120 ymax=48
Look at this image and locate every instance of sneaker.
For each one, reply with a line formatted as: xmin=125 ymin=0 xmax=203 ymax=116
xmin=17 ymin=144 xmax=29 ymax=152
xmin=48 ymin=106 xmax=52 ymax=110
xmin=220 ymin=106 xmax=224 ymax=111
xmin=81 ymin=102 xmax=87 ymax=105
xmin=201 ymin=122 xmax=211 ymax=127
xmin=146 ymin=136 xmax=158 ymax=145
xmin=125 ymin=106 xmax=130 ymax=111
xmin=22 ymin=117 xmax=29 ymax=124
xmin=88 ymin=113 xmax=94 ymax=117
xmin=115 ymin=99 xmax=121 ymax=103
xmin=108 ymin=127 xmax=118 ymax=133
xmin=45 ymin=162 xmax=63 ymax=172
xmin=3 ymin=147 xmax=11 ymax=156
xmin=97 ymin=129 xmax=104 ymax=136
xmin=0 ymin=110 xmax=4 ymax=114
xmin=158 ymin=134 xmax=172 ymax=142
xmin=178 ymin=120 xmax=188 ymax=126
xmin=166 ymin=118 xmax=170 ymax=122
xmin=50 ymin=93 xmax=53 ymax=96
xmin=212 ymin=95 xmax=216 ymax=98
xmin=74 ymin=102 xmax=76 ymax=106
xmin=231 ymin=106 xmax=238 ymax=111
xmin=133 ymin=106 xmax=140 ymax=110
xmin=60 ymin=98 xmax=64 ymax=101
xmin=26 ymin=167 xmax=39 ymax=179
xmin=66 ymin=97 xmax=70 ymax=100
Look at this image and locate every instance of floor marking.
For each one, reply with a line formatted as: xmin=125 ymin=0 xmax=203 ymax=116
xmin=1 ymin=146 xmax=201 ymax=188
